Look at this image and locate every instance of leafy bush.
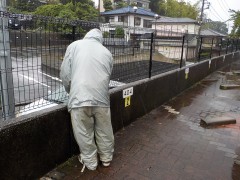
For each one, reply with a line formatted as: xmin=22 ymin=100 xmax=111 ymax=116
xmin=115 ymin=26 xmax=124 ymax=38
xmin=103 ymin=31 xmax=109 ymax=38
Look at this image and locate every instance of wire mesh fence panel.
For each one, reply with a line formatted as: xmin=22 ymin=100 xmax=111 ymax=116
xmin=1 ymin=11 xmax=240 ymax=119
xmin=1 ymin=13 xmax=101 ymax=119
xmin=102 ymin=25 xmax=154 ymax=83
xmin=152 ymin=29 xmax=184 ymax=73
xmin=198 ymin=36 xmax=212 ymax=61
xmin=198 ymin=37 xmax=239 ymax=60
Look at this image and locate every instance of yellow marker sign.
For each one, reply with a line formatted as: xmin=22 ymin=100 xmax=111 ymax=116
xmin=185 ymin=68 xmax=189 ymax=79
xmin=125 ymin=96 xmax=131 ymax=107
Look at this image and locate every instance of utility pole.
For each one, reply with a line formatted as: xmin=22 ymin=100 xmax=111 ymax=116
xmin=195 ymin=0 xmax=210 ymax=61
xmin=98 ymin=0 xmax=100 ymax=22
xmin=0 ymin=0 xmax=15 ymax=120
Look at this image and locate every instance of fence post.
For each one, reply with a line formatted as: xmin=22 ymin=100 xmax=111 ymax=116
xmin=237 ymin=39 xmax=239 ymax=51
xmin=219 ymin=38 xmax=222 ymax=56
xmin=226 ymin=39 xmax=229 ymax=54
xmin=231 ymin=39 xmax=234 ymax=52
xmin=149 ymin=33 xmax=154 ymax=78
xmin=210 ymin=37 xmax=214 ymax=59
xmin=235 ymin=39 xmax=238 ymax=52
xmin=180 ymin=35 xmax=185 ymax=68
xmin=0 ymin=2 xmax=15 ymax=120
xmin=198 ymin=37 xmax=203 ymax=61
xmin=72 ymin=25 xmax=76 ymax=41
xmin=237 ymin=39 xmax=238 ymax=51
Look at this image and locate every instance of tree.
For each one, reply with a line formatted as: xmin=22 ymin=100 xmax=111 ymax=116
xmin=229 ymin=9 xmax=240 ymax=37
xmin=152 ymin=0 xmax=199 ymax=19
xmin=47 ymin=0 xmax=61 ymax=4
xmin=60 ymin=0 xmax=71 ymax=4
xmin=14 ymin=0 xmax=40 ymax=12
xmin=115 ymin=26 xmax=124 ymax=38
xmin=75 ymin=1 xmax=98 ymax=21
xmin=34 ymin=4 xmax=65 ymax=17
xmin=103 ymin=0 xmax=113 ymax=11
xmin=34 ymin=1 xmax=98 ymax=21
xmin=103 ymin=31 xmax=109 ymax=38
xmin=149 ymin=0 xmax=164 ymax=15
xmin=114 ymin=0 xmax=127 ymax=9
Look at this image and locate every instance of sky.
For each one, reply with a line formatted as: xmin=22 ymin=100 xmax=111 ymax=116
xmin=184 ymin=0 xmax=239 ymax=33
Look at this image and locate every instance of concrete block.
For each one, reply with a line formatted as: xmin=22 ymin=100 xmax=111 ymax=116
xmin=201 ymin=116 xmax=236 ymax=126
xmin=220 ymin=84 xmax=240 ymax=90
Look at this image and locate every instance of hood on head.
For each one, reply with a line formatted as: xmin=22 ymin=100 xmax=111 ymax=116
xmin=84 ymin=28 xmax=103 ymax=44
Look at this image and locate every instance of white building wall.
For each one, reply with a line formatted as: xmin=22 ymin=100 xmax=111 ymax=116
xmin=157 ymin=46 xmax=196 ymax=60
xmin=129 ymin=15 xmax=135 ymax=27
xmin=154 ymin=23 xmax=199 ymax=34
xmin=111 ymin=14 xmax=154 ymax=28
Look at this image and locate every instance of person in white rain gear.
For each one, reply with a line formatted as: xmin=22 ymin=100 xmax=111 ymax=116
xmin=60 ymin=28 xmax=114 ymax=171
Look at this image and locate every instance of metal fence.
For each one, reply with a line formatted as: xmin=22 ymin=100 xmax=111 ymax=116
xmin=197 ymin=36 xmax=240 ymax=61
xmin=0 ymin=12 xmax=240 ymax=120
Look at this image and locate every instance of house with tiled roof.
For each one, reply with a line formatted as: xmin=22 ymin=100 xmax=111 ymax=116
xmin=199 ymin=29 xmax=228 ymax=58
xmin=101 ymin=6 xmax=156 ymax=28
xmin=153 ymin=17 xmax=200 ymax=62
xmin=200 ymin=29 xmax=227 ymax=37
xmin=200 ymin=28 xmax=227 ymax=46
xmin=100 ymin=6 xmax=157 ymax=39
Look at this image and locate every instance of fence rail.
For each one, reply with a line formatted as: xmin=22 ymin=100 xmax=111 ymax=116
xmin=0 ymin=12 xmax=240 ymax=120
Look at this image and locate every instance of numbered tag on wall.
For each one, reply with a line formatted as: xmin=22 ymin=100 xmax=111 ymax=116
xmin=123 ymin=87 xmax=133 ymax=107
xmin=185 ymin=68 xmax=189 ymax=79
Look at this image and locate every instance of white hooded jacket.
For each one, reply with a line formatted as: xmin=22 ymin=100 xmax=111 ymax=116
xmin=60 ymin=29 xmax=113 ymax=111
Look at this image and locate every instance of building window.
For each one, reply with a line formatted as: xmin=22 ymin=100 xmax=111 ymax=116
xmin=124 ymin=16 xmax=128 ymax=23
xmin=143 ymin=19 xmax=151 ymax=28
xmin=109 ymin=30 xmax=115 ymax=38
xmin=134 ymin=17 xmax=141 ymax=26
xmin=137 ymin=2 xmax=143 ymax=7
xmin=109 ymin=16 xmax=115 ymax=22
xmin=118 ymin=16 xmax=124 ymax=22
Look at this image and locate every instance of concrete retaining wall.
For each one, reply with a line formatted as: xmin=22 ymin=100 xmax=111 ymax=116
xmin=0 ymin=52 xmax=239 ymax=179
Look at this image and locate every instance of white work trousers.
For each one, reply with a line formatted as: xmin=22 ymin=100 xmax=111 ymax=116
xmin=70 ymin=107 xmax=114 ymax=170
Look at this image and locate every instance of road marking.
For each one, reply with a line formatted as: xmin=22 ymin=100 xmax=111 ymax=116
xmin=163 ymin=105 xmax=180 ymax=114
xmin=38 ymin=71 xmax=62 ymax=82
xmin=19 ymin=74 xmax=50 ymax=88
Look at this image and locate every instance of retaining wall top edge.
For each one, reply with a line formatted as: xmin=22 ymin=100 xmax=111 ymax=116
xmin=110 ymin=68 xmax=180 ymax=94
xmin=0 ymin=104 xmax=67 ymax=130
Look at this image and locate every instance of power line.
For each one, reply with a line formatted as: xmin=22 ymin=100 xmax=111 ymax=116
xmin=216 ymin=0 xmax=229 ymax=16
xmin=210 ymin=5 xmax=225 ymax=21
xmin=208 ymin=9 xmax=221 ymax=21
xmin=221 ymin=0 xmax=231 ymax=10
